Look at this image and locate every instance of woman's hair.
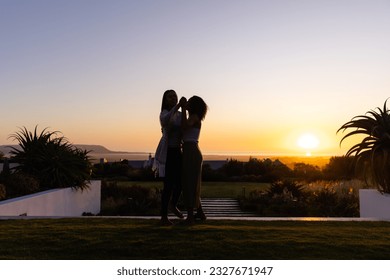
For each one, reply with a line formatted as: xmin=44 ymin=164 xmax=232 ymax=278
xmin=187 ymin=96 xmax=208 ymax=120
xmin=161 ymin=89 xmax=177 ymax=111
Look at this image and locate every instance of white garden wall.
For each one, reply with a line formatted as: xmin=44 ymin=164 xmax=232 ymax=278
xmin=0 ymin=180 xmax=101 ymax=216
xmin=359 ymin=189 xmax=390 ymax=220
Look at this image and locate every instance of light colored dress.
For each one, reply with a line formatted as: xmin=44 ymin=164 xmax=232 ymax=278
xmin=153 ymin=104 xmax=181 ymax=177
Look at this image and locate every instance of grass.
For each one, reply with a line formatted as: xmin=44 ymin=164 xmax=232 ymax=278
xmin=117 ymin=181 xmax=269 ymax=198
xmin=1 ymin=218 xmax=390 ymax=259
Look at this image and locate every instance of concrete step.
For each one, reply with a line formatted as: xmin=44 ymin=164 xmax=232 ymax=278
xmin=200 ymin=198 xmax=256 ymax=217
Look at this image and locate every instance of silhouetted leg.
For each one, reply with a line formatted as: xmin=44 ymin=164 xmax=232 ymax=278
xmin=169 ymin=147 xmax=183 ymax=218
xmin=195 ymin=204 xmax=207 ymax=221
xmin=185 ymin=207 xmax=195 ymax=225
xmin=160 ymin=179 xmax=173 ymax=225
xmin=171 ymin=181 xmax=184 ymax=218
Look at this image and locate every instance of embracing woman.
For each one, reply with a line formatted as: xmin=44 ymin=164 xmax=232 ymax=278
xmin=153 ymin=89 xmax=187 ymax=225
xmin=180 ymin=95 xmax=208 ymax=224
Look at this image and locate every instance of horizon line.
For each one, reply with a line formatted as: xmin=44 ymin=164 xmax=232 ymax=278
xmin=0 ymin=143 xmax=344 ymax=158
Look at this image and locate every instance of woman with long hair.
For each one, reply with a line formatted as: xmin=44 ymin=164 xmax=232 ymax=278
xmin=153 ymin=89 xmax=186 ymax=225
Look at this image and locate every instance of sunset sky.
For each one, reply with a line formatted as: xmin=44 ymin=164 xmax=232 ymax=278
xmin=1 ymin=0 xmax=390 ymax=157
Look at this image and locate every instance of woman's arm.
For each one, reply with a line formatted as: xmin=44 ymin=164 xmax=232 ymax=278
xmin=160 ymin=104 xmax=180 ymax=127
xmin=161 ymin=96 xmax=187 ymax=127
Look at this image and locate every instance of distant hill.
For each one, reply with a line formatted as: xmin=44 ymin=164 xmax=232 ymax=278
xmin=0 ymin=145 xmax=14 ymax=156
xmin=0 ymin=144 xmax=147 ymax=156
xmin=76 ymin=145 xmax=148 ymax=155
xmin=76 ymin=145 xmax=114 ymax=153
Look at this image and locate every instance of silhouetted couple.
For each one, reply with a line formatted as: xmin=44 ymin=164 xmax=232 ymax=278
xmin=153 ymin=89 xmax=208 ymax=225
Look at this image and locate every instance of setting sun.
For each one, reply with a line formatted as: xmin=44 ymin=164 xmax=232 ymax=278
xmin=297 ymin=133 xmax=320 ymax=154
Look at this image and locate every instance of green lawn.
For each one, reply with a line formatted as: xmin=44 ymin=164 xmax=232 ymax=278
xmin=1 ymin=218 xmax=390 ymax=260
xmin=117 ymin=181 xmax=269 ymax=198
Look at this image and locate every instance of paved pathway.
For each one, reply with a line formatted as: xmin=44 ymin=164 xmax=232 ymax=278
xmin=0 ymin=216 xmax=387 ymax=221
xmin=1 ymin=198 xmax=389 ymax=221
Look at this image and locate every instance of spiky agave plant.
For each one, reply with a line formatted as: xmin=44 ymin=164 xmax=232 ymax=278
xmin=9 ymin=126 xmax=92 ymax=191
xmin=337 ymin=100 xmax=390 ymax=193
xmin=9 ymin=126 xmax=59 ymax=177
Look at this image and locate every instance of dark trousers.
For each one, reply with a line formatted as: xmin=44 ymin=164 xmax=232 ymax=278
xmin=161 ymin=147 xmax=182 ymax=216
xmin=182 ymin=142 xmax=203 ymax=209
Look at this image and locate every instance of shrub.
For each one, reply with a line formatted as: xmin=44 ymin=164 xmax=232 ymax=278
xmin=222 ymin=159 xmax=244 ymax=177
xmin=0 ymin=184 xmax=6 ymax=200
xmin=308 ymin=187 xmax=338 ymax=216
xmin=202 ymin=163 xmax=226 ymax=181
xmin=240 ymin=181 xmax=308 ymax=217
xmin=293 ymin=163 xmax=322 ymax=181
xmin=304 ymin=181 xmax=360 ymax=217
xmin=322 ymin=156 xmax=356 ymax=180
xmin=334 ymin=188 xmax=359 ymax=217
xmin=267 ymin=181 xmax=306 ymax=200
xmin=240 ymin=180 xmax=360 ymax=217
xmin=265 ymin=181 xmax=307 ymax=216
xmin=9 ymin=126 xmax=92 ymax=190
xmin=3 ymin=172 xmax=40 ymax=198
xmin=100 ymin=181 xmax=160 ymax=215
xmin=93 ymin=162 xmax=130 ymax=179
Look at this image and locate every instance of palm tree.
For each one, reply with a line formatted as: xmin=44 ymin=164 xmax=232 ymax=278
xmin=338 ymin=100 xmax=390 ymax=193
xmin=9 ymin=126 xmax=92 ymax=191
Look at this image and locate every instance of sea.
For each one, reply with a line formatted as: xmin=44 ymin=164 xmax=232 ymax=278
xmin=1 ymin=144 xmax=334 ymax=168
xmin=89 ymin=152 xmax=333 ymax=168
